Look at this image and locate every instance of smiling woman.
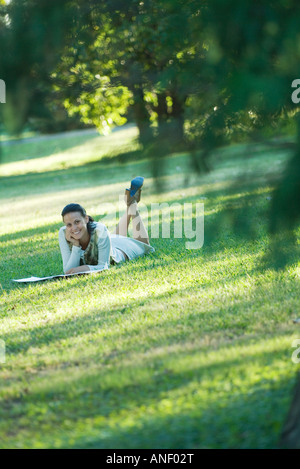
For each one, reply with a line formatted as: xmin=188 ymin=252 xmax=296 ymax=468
xmin=58 ymin=177 xmax=155 ymax=275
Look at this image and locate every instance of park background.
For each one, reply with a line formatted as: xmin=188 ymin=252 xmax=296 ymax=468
xmin=0 ymin=0 xmax=300 ymax=448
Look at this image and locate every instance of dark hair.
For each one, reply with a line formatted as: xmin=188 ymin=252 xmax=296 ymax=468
xmin=61 ymin=203 xmax=96 ymax=234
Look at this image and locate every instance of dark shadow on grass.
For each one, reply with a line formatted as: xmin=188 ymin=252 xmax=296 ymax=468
xmin=94 ymin=148 xmax=146 ymax=166
xmin=70 ymin=375 xmax=296 ymax=449
xmin=0 ymin=335 xmax=296 ymax=448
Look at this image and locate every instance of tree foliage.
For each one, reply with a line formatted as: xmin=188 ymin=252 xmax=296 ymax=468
xmin=50 ymin=0 xmax=208 ymax=144
xmin=0 ymin=0 xmax=81 ymax=133
xmin=1 ymin=0 xmax=300 ymax=236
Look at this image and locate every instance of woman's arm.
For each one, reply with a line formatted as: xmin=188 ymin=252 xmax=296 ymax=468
xmin=65 ymin=265 xmax=90 ymax=274
xmin=59 ymin=227 xmax=82 ymax=273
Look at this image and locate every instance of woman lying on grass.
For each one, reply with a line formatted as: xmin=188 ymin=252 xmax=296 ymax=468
xmin=59 ymin=177 xmax=155 ymax=275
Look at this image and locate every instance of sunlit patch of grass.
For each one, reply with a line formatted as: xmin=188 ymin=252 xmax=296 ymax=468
xmin=0 ymin=125 xmax=139 ymax=175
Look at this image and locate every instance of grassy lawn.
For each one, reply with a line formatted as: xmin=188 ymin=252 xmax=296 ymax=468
xmin=0 ymin=125 xmax=299 ymax=449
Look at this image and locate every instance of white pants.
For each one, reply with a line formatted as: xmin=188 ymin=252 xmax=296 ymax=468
xmin=110 ymin=234 xmax=155 ymax=263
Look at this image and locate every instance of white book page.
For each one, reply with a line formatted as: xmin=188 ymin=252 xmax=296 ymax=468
xmin=12 ymin=270 xmax=104 ymax=283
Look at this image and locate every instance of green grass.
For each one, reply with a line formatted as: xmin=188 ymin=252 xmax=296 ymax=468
xmin=0 ymin=126 xmax=300 ymax=449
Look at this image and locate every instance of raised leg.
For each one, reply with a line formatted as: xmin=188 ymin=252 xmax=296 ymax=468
xmin=113 ymin=209 xmax=131 ymax=237
xmin=130 ymin=202 xmax=150 ymax=245
xmin=113 ymin=201 xmax=149 ymax=245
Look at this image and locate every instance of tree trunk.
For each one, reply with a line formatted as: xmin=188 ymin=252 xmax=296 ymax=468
xmin=279 ymin=373 xmax=300 ymax=448
xmin=156 ymin=91 xmax=186 ymax=150
xmin=131 ymin=87 xmax=152 ymax=147
xmin=169 ymin=92 xmax=185 ymax=145
xmin=157 ymin=92 xmax=168 ymax=129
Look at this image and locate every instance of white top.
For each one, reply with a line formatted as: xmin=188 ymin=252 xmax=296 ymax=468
xmin=59 ymin=222 xmax=155 ymax=273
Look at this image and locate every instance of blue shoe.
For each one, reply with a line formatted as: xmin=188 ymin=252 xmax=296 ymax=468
xmin=129 ymin=176 xmax=144 ymax=197
xmin=125 ymin=176 xmax=144 ymax=205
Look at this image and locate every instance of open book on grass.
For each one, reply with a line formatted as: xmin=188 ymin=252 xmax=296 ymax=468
xmin=12 ymin=270 xmax=104 ymax=283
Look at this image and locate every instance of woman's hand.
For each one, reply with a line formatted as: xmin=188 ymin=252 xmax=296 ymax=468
xmin=65 ymin=231 xmax=80 ymax=247
xmin=66 ymin=266 xmax=90 ymax=275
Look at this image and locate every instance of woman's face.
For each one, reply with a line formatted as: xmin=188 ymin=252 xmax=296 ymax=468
xmin=63 ymin=211 xmax=89 ymax=241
